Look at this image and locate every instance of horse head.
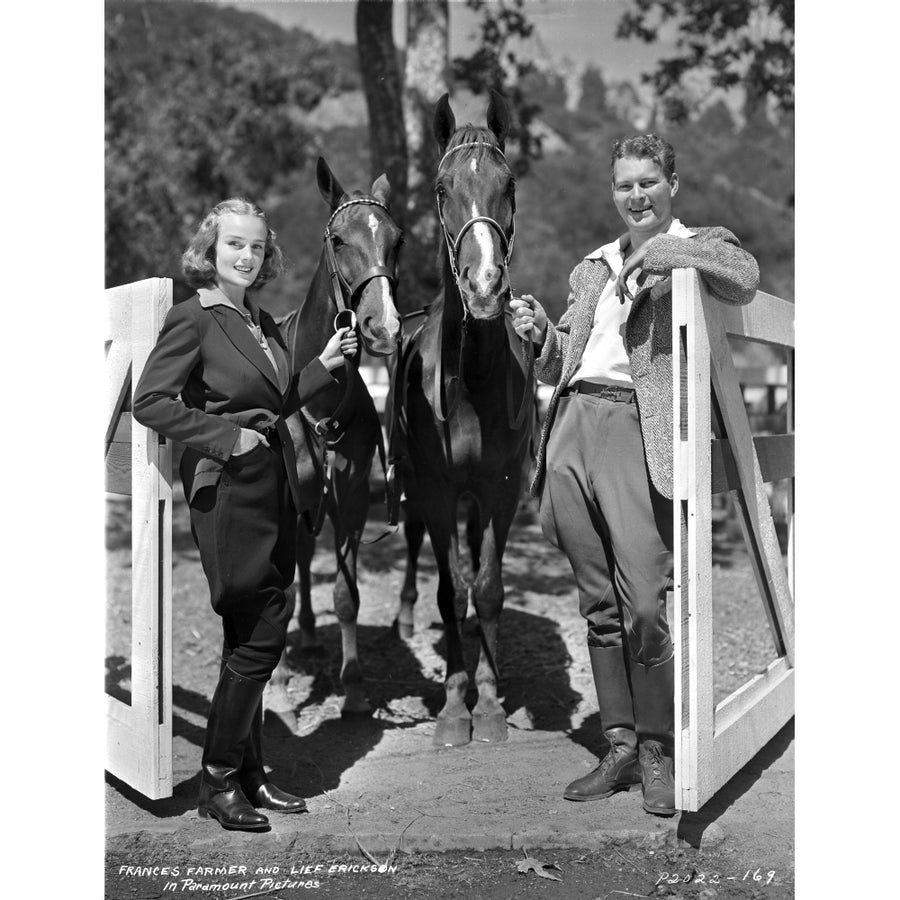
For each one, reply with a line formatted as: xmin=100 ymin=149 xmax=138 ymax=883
xmin=317 ymin=157 xmax=402 ymax=357
xmin=433 ymin=90 xmax=515 ymax=320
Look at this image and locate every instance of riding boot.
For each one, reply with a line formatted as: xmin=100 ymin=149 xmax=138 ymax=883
xmin=240 ymin=700 xmax=308 ymax=814
xmin=564 ymin=645 xmax=640 ymax=801
xmin=198 ymin=666 xmax=270 ymax=831
xmin=631 ymin=655 xmax=676 ymax=816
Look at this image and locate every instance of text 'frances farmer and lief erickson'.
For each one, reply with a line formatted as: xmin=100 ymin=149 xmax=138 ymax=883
xmin=116 ymin=863 xmax=399 ymax=892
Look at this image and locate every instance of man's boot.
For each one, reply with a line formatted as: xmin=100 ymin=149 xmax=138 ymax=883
xmin=632 ymin=655 xmax=676 ymax=816
xmin=564 ymin=645 xmax=640 ymax=800
xmin=198 ymin=666 xmax=270 ymax=831
xmin=240 ymin=700 xmax=308 ymax=814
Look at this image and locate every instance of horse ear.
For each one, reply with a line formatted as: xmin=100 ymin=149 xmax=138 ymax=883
xmin=317 ymin=156 xmax=346 ymax=210
xmin=433 ymin=93 xmax=456 ymax=153
xmin=486 ymin=89 xmax=510 ymax=151
xmin=371 ymin=174 xmax=391 ymax=207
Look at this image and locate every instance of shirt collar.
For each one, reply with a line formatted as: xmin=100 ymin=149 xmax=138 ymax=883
xmin=584 ymin=218 xmax=696 ymax=263
xmin=197 ymin=285 xmax=259 ymax=321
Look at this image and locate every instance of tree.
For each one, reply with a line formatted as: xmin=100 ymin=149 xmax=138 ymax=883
xmin=356 ymin=0 xmax=408 ymax=209
xmin=104 ymin=1 xmax=335 ymax=288
xmin=403 ymin=0 xmax=451 ymax=309
xmin=617 ymin=0 xmax=794 ymax=123
xmin=452 ymin=0 xmax=544 ymax=176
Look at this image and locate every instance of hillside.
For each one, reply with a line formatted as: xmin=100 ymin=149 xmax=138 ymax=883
xmin=105 ymin=0 xmax=794 ymax=320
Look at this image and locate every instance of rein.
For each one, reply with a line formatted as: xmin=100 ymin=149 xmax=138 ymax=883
xmin=301 ymin=196 xmax=402 ymax=537
xmin=313 ymin=196 xmax=397 ymax=438
xmin=431 ymin=140 xmax=531 ymax=430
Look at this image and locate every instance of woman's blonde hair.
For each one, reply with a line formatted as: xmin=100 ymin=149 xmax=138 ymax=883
xmin=181 ymin=197 xmax=285 ymax=289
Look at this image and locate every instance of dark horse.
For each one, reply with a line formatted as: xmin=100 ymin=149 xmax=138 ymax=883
xmin=270 ymin=157 xmax=403 ymax=719
xmin=392 ymin=91 xmax=533 ymax=747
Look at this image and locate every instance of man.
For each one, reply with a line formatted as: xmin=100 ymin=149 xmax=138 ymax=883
xmin=510 ymin=134 xmax=759 ymax=816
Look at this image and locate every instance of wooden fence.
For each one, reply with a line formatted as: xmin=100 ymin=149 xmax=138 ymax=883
xmin=105 ymin=277 xmax=174 ymax=800
xmin=671 ymin=268 xmax=794 ymax=811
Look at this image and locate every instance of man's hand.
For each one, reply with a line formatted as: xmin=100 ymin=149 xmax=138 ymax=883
xmin=616 ymin=239 xmax=652 ymax=304
xmin=509 ymin=294 xmax=548 ymax=346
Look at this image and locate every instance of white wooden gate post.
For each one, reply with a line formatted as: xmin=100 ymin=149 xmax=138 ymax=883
xmin=672 ymin=269 xmax=795 ymax=812
xmin=105 ymin=277 xmax=174 ymax=800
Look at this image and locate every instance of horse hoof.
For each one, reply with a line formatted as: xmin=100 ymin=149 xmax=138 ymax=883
xmin=433 ymin=716 xmax=472 ymax=747
xmin=263 ymin=707 xmax=298 ymax=735
xmin=298 ymin=631 xmax=324 ymax=654
xmin=341 ymin=697 xmax=373 ymax=717
xmin=472 ymin=713 xmax=508 ymax=743
xmin=395 ymin=619 xmax=414 ymax=640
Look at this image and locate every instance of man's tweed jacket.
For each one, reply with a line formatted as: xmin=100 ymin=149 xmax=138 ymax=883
xmin=531 ymin=226 xmax=759 ymax=500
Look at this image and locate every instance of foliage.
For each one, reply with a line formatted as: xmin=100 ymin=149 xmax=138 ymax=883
xmin=617 ymin=0 xmax=794 ymax=122
xmin=104 ymin=1 xmax=351 ymax=288
xmin=452 ymin=0 xmax=544 ymax=175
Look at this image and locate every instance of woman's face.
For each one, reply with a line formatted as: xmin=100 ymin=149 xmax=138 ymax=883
xmin=214 ymin=214 xmax=268 ymax=295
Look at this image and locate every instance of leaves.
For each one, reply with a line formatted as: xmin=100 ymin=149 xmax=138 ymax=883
xmin=516 ymin=854 xmax=563 ymax=882
xmin=616 ymin=0 xmax=794 ymax=121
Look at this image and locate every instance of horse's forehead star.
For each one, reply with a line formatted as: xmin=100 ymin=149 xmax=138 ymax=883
xmin=470 ymin=157 xmax=478 ymax=174
xmin=367 ymin=212 xmax=379 ymax=242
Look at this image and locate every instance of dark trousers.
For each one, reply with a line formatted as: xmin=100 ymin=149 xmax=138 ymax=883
xmin=539 ymin=393 xmax=674 ymax=667
xmin=186 ymin=438 xmax=297 ymax=682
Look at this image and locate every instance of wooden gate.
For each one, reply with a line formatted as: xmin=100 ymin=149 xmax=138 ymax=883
xmin=105 ymin=277 xmax=174 ymax=800
xmin=672 ymin=268 xmax=795 ymax=811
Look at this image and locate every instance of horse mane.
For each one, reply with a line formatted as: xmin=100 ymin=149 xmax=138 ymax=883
xmin=439 ymin=125 xmax=503 ymax=171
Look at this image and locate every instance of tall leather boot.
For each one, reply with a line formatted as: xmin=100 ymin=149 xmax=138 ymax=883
xmin=564 ymin=645 xmax=640 ymax=801
xmin=198 ymin=666 xmax=270 ymax=831
xmin=631 ymin=655 xmax=676 ymax=816
xmin=240 ymin=700 xmax=308 ymax=814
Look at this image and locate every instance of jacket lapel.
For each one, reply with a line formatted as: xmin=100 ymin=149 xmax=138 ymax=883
xmin=260 ymin=310 xmax=292 ymax=398
xmin=208 ymin=305 xmax=284 ymax=398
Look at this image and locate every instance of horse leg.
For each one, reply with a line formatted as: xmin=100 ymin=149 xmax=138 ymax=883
xmin=431 ymin=521 xmax=473 ymax=747
xmin=397 ymin=501 xmax=426 ymax=639
xmin=470 ymin=501 xmax=516 ymax=743
xmin=295 ymin=524 xmax=321 ymax=651
xmin=333 ymin=500 xmax=372 ymax=716
xmin=465 ymin=498 xmax=482 ymax=574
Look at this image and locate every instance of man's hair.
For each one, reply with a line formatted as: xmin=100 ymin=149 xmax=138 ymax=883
xmin=611 ymin=134 xmax=676 ymax=182
xmin=181 ymin=197 xmax=285 ymax=290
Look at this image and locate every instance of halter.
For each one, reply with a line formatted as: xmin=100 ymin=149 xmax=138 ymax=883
xmin=429 ymin=141 xmax=532 ymax=429
xmin=302 ymin=195 xmax=403 ymax=537
xmin=435 ymin=142 xmax=517 ymax=301
xmin=323 ymin=197 xmax=398 ymax=333
xmin=308 ymin=196 xmax=400 ymax=439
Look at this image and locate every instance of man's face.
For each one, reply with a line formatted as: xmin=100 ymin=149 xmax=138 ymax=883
xmin=611 ymin=156 xmax=678 ymax=238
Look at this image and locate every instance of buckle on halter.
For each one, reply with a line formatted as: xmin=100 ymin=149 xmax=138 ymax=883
xmin=333 ymin=309 xmax=357 ymax=332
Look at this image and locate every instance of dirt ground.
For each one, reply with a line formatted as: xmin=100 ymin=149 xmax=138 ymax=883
xmin=105 ymin=483 xmax=792 ymax=900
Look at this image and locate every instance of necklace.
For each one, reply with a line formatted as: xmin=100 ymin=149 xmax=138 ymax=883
xmin=239 ymin=310 xmax=269 ymax=351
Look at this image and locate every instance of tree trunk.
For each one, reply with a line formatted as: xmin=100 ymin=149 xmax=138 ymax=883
xmin=356 ymin=0 xmax=407 ymax=215
xmin=402 ymin=0 xmax=449 ymax=312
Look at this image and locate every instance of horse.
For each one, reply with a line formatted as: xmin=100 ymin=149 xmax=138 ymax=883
xmin=268 ymin=157 xmax=403 ymax=721
xmin=391 ymin=90 xmax=534 ymax=747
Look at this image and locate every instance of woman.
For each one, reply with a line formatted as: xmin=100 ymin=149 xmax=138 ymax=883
xmin=133 ymin=197 xmax=357 ymax=831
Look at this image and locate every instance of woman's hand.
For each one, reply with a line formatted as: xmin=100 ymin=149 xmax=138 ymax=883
xmin=319 ymin=327 xmax=359 ymax=371
xmin=508 ymin=294 xmax=548 ymax=346
xmin=232 ymin=427 xmax=269 ymax=456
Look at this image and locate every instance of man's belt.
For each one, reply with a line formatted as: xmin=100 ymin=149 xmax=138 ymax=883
xmin=562 ymin=380 xmax=636 ymax=404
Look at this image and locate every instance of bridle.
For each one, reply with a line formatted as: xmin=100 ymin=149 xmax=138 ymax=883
xmin=430 ymin=140 xmax=533 ymax=431
xmin=301 ymin=195 xmax=403 ymax=538
xmin=435 ymin=141 xmax=516 ymax=305
xmin=322 ymin=196 xmax=398 ymax=334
